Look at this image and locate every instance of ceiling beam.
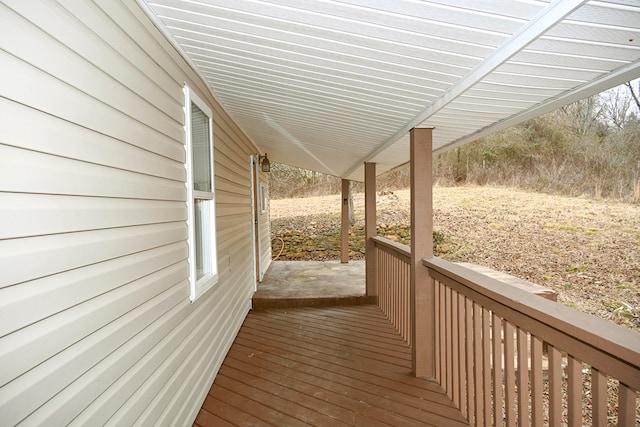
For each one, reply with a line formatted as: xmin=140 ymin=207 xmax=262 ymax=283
xmin=343 ymin=0 xmax=589 ymax=178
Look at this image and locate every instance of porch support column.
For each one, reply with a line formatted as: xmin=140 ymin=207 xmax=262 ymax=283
xmin=410 ymin=127 xmax=434 ymax=378
xmin=364 ymin=162 xmax=377 ymax=297
xmin=341 ymin=179 xmax=350 ymax=263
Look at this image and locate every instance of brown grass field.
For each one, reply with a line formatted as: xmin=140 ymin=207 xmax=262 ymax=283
xmin=271 ymin=186 xmax=640 ymax=331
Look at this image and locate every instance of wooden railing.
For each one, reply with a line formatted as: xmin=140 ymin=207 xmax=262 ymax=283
xmin=371 ymin=236 xmax=411 ymax=346
xmin=424 ymin=257 xmax=640 ymax=426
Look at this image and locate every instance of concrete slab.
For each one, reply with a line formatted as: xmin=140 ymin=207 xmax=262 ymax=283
xmin=252 ymin=260 xmax=374 ymax=308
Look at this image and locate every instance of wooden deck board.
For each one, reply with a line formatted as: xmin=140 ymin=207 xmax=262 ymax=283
xmin=195 ymin=305 xmax=469 ymax=426
xmin=245 ymin=314 xmax=410 ymax=360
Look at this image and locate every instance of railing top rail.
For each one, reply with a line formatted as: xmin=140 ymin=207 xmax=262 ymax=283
xmin=371 ymin=236 xmax=411 ymax=262
xmin=424 ymin=256 xmax=640 ymax=389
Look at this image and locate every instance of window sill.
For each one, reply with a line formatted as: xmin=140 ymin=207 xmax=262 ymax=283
xmin=190 ymin=273 xmax=219 ymax=302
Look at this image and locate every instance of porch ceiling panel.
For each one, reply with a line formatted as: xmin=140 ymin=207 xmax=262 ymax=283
xmin=140 ymin=0 xmax=640 ymax=182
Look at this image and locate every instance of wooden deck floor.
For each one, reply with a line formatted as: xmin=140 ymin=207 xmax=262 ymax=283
xmin=194 ymin=305 xmax=469 ymax=426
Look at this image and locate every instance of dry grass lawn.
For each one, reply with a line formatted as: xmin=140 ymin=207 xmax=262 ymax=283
xmin=271 ymin=186 xmax=640 ymax=331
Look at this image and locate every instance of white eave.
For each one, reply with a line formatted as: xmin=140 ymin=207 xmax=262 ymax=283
xmin=140 ymin=0 xmax=640 ymax=181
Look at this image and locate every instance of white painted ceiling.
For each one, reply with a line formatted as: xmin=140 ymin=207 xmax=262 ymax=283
xmin=140 ymin=0 xmax=640 ymax=181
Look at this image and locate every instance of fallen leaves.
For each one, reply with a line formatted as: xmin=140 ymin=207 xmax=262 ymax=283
xmin=271 ymin=186 xmax=640 ymax=331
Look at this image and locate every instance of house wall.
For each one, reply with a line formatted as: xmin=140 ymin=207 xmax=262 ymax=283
xmin=0 ymin=0 xmax=265 ymax=425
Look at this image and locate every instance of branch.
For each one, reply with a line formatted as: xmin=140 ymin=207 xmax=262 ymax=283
xmin=625 ymin=81 xmax=640 ymax=110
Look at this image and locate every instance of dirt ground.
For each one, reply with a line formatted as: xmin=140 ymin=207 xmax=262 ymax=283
xmin=271 ymin=186 xmax=640 ymax=331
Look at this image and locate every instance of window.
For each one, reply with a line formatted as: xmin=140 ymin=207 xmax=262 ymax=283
xmin=260 ymin=184 xmax=267 ymax=214
xmin=184 ymin=85 xmax=218 ymax=301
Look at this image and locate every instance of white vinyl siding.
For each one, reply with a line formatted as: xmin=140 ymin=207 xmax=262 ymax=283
xmin=0 ymin=0 xmax=262 ymax=425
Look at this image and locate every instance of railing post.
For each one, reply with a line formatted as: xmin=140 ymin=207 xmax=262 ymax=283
xmin=341 ymin=178 xmax=350 ymax=264
xmin=365 ymin=162 xmax=377 ymax=296
xmin=410 ymin=127 xmax=434 ymax=378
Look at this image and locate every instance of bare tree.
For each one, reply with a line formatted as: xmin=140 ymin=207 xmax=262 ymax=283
xmin=624 ymin=80 xmax=640 ymax=111
xmin=559 ymin=95 xmax=607 ymax=134
xmin=602 ymin=85 xmax=633 ymax=129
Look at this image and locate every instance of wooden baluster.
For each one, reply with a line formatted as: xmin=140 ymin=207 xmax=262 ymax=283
xmin=548 ymin=345 xmax=563 ymax=426
xmin=398 ymin=256 xmax=402 ymax=339
xmin=483 ymin=308 xmax=492 ymax=425
xmin=385 ymin=251 xmax=390 ymax=320
xmin=466 ymin=298 xmax=475 ymax=425
xmin=472 ymin=303 xmax=483 ymax=427
xmin=445 ymin=286 xmax=453 ymax=398
xmin=504 ymin=321 xmax=516 ymax=426
xmin=440 ymin=282 xmax=447 ymax=386
xmin=452 ymin=289 xmax=460 ymax=407
xmin=384 ymin=252 xmax=388 ymax=322
xmin=591 ymin=368 xmax=607 ymax=427
xmin=379 ymin=250 xmax=383 ymax=314
xmin=531 ymin=336 xmax=543 ymax=427
xmin=434 ymin=280 xmax=441 ymax=384
xmin=517 ymin=329 xmax=529 ymax=427
xmin=492 ymin=313 xmax=503 ymax=426
xmin=391 ymin=255 xmax=395 ymax=327
xmin=458 ymin=294 xmax=467 ymax=418
xmin=377 ymin=249 xmax=382 ymax=316
xmin=388 ymin=253 xmax=392 ymax=322
xmin=618 ymin=382 xmax=636 ymax=427
xmin=392 ymin=255 xmax=397 ymax=328
xmin=398 ymin=257 xmax=402 ymax=335
xmin=388 ymin=253 xmax=392 ymax=320
xmin=405 ymin=261 xmax=410 ymax=344
xmin=396 ymin=257 xmax=400 ymax=332
xmin=391 ymin=254 xmax=395 ymax=328
xmin=567 ymin=356 xmax=582 ymax=427
xmin=380 ymin=250 xmax=385 ymax=317
xmin=396 ymin=256 xmax=400 ymax=337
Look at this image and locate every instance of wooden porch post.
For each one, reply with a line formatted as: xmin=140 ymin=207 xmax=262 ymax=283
xmin=341 ymin=179 xmax=350 ymax=263
xmin=410 ymin=127 xmax=434 ymax=378
xmin=364 ymin=163 xmax=377 ymax=297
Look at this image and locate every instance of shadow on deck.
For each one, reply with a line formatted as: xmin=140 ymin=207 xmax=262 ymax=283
xmin=252 ymin=260 xmax=376 ymax=308
xmin=194 ymin=305 xmax=469 ymax=426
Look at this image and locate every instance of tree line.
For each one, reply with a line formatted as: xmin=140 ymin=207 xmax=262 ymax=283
xmin=270 ymin=81 xmax=640 ymax=203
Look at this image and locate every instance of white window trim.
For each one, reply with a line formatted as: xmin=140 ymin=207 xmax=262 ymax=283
xmin=184 ymin=85 xmax=218 ymax=302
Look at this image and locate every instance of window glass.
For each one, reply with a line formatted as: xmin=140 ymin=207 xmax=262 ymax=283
xmin=194 ymin=198 xmax=212 ymax=280
xmin=191 ymin=103 xmax=212 ymax=192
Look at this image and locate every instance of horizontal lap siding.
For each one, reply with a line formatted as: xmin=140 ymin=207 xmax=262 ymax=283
xmin=0 ymin=0 xmax=258 ymax=426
